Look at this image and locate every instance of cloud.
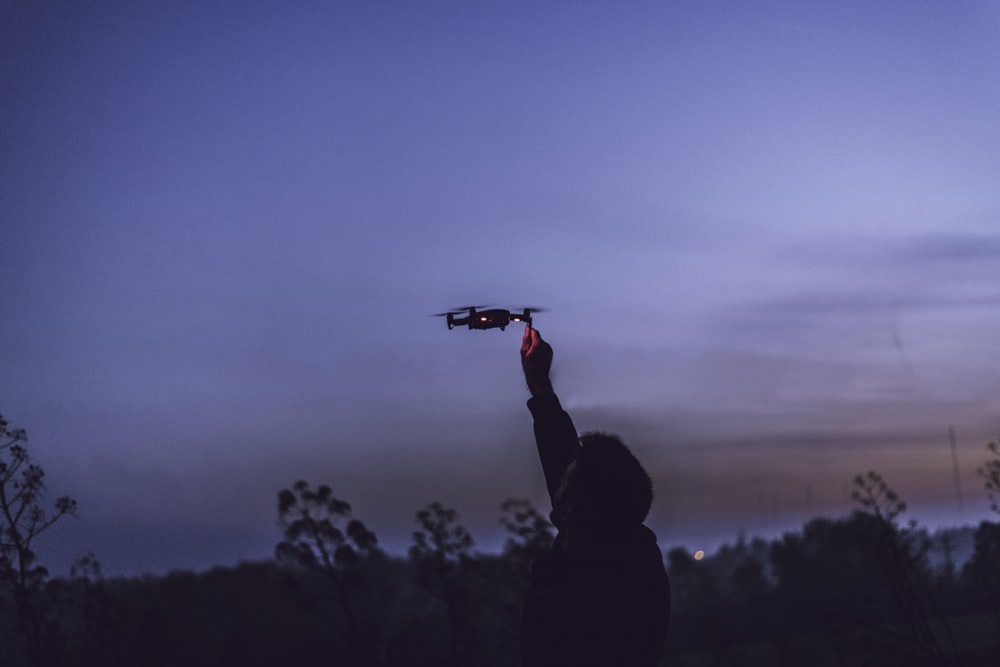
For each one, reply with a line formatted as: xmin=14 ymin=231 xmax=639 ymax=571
xmin=699 ymin=230 xmax=1000 ymax=365
xmin=753 ymin=290 xmax=1000 ymax=317
xmin=895 ymin=231 xmax=1000 ymax=265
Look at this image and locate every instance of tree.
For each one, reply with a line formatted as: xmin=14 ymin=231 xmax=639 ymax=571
xmin=408 ymin=502 xmax=475 ymax=667
xmin=0 ymin=414 xmax=77 ymax=667
xmin=498 ymin=498 xmax=553 ymax=579
xmin=979 ymin=439 xmax=1000 ymax=516
xmin=42 ymin=552 xmax=117 ymax=667
xmin=714 ymin=535 xmax=771 ymax=602
xmin=275 ymin=480 xmax=379 ymax=667
xmin=961 ymin=521 xmax=1000 ymax=598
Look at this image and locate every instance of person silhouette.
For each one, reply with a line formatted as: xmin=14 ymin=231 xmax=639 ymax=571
xmin=519 ymin=326 xmax=670 ymax=667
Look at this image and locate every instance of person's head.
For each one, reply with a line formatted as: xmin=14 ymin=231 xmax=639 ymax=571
xmin=553 ymin=431 xmax=653 ymax=528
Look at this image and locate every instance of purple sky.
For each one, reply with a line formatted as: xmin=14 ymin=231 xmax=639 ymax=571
xmin=3 ymin=1 xmax=1000 ymax=576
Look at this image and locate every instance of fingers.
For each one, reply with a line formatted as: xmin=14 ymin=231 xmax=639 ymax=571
xmin=522 ymin=326 xmax=540 ymax=347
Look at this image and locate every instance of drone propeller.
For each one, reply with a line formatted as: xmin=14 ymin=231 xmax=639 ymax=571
xmin=514 ymin=306 xmax=548 ymax=313
xmin=430 ymin=305 xmax=492 ymax=317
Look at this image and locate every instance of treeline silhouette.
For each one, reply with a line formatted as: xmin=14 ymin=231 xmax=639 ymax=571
xmin=2 ymin=414 xmax=999 ymax=666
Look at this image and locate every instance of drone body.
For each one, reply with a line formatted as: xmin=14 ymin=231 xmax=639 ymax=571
xmin=435 ymin=306 xmax=542 ymax=331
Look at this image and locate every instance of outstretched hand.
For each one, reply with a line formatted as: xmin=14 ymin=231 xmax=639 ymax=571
xmin=521 ymin=327 xmax=554 ymax=396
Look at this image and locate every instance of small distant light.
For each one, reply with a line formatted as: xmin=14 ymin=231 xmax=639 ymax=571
xmin=480 ymin=316 xmax=487 ymax=321
xmin=694 ymin=550 xmax=705 ymax=561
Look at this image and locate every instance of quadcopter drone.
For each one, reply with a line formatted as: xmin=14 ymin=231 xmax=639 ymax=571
xmin=433 ymin=306 xmax=545 ymax=331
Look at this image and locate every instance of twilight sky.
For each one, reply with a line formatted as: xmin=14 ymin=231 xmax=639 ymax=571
xmin=3 ymin=1 xmax=1000 ymax=577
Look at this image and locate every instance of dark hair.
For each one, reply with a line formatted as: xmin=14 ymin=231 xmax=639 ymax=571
xmin=572 ymin=431 xmax=653 ymax=525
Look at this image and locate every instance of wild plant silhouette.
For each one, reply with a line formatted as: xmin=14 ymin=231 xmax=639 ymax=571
xmin=981 ymin=439 xmax=1000 ymax=516
xmin=851 ymin=471 xmax=958 ymax=663
xmin=0 ymin=415 xmax=77 ymax=667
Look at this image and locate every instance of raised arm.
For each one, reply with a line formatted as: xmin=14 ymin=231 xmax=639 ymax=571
xmin=521 ymin=327 xmax=581 ymax=502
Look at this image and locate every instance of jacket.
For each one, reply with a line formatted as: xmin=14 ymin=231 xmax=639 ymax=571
xmin=521 ymin=392 xmax=671 ymax=667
